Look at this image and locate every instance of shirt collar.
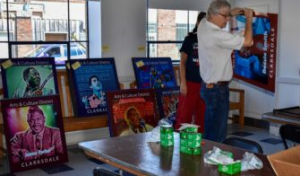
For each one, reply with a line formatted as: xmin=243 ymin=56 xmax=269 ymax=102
xmin=204 ymin=18 xmax=221 ymax=30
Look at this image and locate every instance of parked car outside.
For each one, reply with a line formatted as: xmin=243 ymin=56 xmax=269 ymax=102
xmin=25 ymin=44 xmax=86 ymax=64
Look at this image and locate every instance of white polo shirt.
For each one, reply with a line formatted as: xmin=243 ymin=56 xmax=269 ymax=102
xmin=197 ymin=19 xmax=244 ymax=83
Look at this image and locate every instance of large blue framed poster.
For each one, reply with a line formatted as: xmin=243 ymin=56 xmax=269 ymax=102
xmin=0 ymin=58 xmax=59 ymax=99
xmin=231 ymin=13 xmax=278 ymax=92
xmin=1 ymin=95 xmax=68 ymax=173
xmin=68 ymin=58 xmax=120 ymax=117
xmin=132 ymin=57 xmax=177 ymax=89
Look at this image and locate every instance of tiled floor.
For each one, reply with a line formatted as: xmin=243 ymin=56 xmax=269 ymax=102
xmin=0 ymin=124 xmax=287 ymax=176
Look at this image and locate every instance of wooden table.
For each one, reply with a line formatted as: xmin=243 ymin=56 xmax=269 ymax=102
xmin=262 ymin=106 xmax=300 ymax=125
xmin=79 ymin=132 xmax=275 ymax=176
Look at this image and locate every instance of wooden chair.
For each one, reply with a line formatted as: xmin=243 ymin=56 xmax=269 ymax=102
xmin=280 ymin=124 xmax=300 ymax=149
xmin=229 ymin=88 xmax=245 ymax=128
xmin=223 ymin=137 xmax=263 ymax=153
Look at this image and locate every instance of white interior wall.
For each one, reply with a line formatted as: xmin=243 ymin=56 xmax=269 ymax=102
xmin=275 ymin=0 xmax=300 ymax=109
xmin=100 ymin=0 xmax=214 ymax=86
xmin=88 ymin=1 xmax=102 ymax=58
xmin=101 ymin=0 xmax=147 ymax=85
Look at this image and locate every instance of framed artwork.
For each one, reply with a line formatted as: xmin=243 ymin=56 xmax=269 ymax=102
xmin=0 ymin=58 xmax=59 ymax=98
xmin=1 ymin=95 xmax=68 ymax=173
xmin=155 ymin=87 xmax=180 ymax=124
xmin=132 ymin=57 xmax=177 ymax=89
xmin=231 ymin=13 xmax=278 ymax=92
xmin=106 ymin=89 xmax=159 ymax=137
xmin=67 ymin=58 xmax=120 ymax=117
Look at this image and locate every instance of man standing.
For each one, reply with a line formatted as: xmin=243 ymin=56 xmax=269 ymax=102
xmin=197 ymin=0 xmax=253 ymax=142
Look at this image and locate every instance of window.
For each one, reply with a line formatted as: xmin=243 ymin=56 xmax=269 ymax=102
xmin=0 ymin=0 xmax=96 ymax=66
xmin=147 ymin=8 xmax=200 ymax=62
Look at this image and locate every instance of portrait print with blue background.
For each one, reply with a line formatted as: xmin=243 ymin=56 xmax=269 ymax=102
xmin=70 ymin=58 xmax=119 ymax=117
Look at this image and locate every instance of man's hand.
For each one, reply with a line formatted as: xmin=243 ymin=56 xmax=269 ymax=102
xmin=244 ymin=8 xmax=254 ymax=18
xmin=180 ymin=83 xmax=187 ymax=96
xmin=34 ymin=88 xmax=43 ymax=96
xmin=230 ymin=7 xmax=244 ymax=16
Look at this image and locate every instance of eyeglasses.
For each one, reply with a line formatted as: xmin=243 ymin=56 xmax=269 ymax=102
xmin=217 ymin=12 xmax=231 ymax=18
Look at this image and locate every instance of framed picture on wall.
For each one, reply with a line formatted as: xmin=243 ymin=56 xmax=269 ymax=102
xmin=67 ymin=58 xmax=120 ymax=117
xmin=132 ymin=57 xmax=177 ymax=89
xmin=106 ymin=89 xmax=159 ymax=137
xmin=231 ymin=13 xmax=278 ymax=92
xmin=155 ymin=87 xmax=180 ymax=124
xmin=1 ymin=95 xmax=68 ymax=173
xmin=0 ymin=58 xmax=59 ymax=99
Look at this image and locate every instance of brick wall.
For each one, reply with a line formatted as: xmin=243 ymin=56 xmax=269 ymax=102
xmin=157 ymin=10 xmax=179 ymax=59
xmin=16 ymin=18 xmax=33 ymax=55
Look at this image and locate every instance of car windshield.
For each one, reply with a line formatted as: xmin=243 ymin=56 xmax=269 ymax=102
xmin=25 ymin=45 xmax=48 ymax=57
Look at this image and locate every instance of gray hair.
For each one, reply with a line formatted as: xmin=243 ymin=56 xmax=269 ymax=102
xmin=207 ymin=0 xmax=231 ymax=17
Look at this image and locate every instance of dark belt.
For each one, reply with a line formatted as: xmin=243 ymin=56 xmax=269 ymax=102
xmin=205 ymin=81 xmax=229 ymax=88
xmin=215 ymin=81 xmax=230 ymax=85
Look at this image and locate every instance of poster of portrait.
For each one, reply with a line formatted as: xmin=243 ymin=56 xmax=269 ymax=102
xmin=1 ymin=95 xmax=68 ymax=173
xmin=106 ymin=89 xmax=159 ymax=137
xmin=231 ymin=13 xmax=278 ymax=92
xmin=155 ymin=87 xmax=180 ymax=124
xmin=132 ymin=57 xmax=177 ymax=89
xmin=0 ymin=58 xmax=58 ymax=98
xmin=68 ymin=58 xmax=120 ymax=117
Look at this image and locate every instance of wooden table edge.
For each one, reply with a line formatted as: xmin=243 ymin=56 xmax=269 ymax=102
xmin=84 ymin=150 xmax=148 ymax=176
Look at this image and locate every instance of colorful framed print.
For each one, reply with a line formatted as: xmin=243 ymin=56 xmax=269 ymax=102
xmin=155 ymin=87 xmax=180 ymax=124
xmin=132 ymin=57 xmax=177 ymax=89
xmin=106 ymin=89 xmax=159 ymax=137
xmin=1 ymin=95 xmax=68 ymax=173
xmin=68 ymin=58 xmax=120 ymax=117
xmin=231 ymin=13 xmax=278 ymax=92
xmin=0 ymin=58 xmax=59 ymax=98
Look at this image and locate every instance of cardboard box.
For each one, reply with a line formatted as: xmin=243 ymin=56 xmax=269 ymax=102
xmin=268 ymin=145 xmax=300 ymax=176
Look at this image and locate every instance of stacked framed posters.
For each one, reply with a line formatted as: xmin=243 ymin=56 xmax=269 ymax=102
xmin=155 ymin=87 xmax=180 ymax=124
xmin=0 ymin=58 xmax=58 ymax=98
xmin=106 ymin=89 xmax=159 ymax=137
xmin=67 ymin=58 xmax=120 ymax=117
xmin=1 ymin=95 xmax=68 ymax=173
xmin=132 ymin=57 xmax=177 ymax=89
xmin=231 ymin=13 xmax=278 ymax=92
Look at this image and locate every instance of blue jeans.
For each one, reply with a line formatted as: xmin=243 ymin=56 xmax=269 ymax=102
xmin=201 ymin=83 xmax=229 ymax=142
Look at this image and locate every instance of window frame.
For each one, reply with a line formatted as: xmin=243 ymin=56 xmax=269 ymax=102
xmin=0 ymin=0 xmax=90 ymax=67
xmin=146 ymin=7 xmax=199 ymax=63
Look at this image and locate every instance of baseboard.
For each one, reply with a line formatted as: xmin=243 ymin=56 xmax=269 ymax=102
xmin=231 ymin=116 xmax=270 ymax=130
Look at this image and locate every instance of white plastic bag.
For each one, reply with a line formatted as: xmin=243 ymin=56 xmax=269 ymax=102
xmin=146 ymin=119 xmax=173 ymax=143
xmin=241 ymin=152 xmax=263 ymax=171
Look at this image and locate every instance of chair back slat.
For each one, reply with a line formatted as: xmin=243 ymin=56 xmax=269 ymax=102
xmin=280 ymin=124 xmax=300 ymax=149
xmin=223 ymin=137 xmax=263 ymax=154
